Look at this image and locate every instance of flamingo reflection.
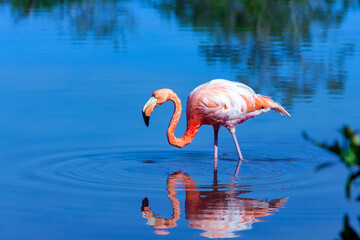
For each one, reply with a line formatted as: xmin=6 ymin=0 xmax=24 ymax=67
xmin=141 ymin=172 xmax=287 ymax=238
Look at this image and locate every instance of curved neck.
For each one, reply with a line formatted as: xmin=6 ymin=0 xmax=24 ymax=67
xmin=166 ymin=92 xmax=200 ymax=148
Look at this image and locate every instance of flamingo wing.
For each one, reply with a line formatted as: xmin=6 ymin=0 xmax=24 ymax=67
xmin=186 ymin=79 xmax=286 ymax=128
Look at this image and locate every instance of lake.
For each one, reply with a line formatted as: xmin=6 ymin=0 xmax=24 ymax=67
xmin=0 ymin=0 xmax=360 ymax=239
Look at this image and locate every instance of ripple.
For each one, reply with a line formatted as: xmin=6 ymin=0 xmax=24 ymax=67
xmin=2 ymin=149 xmax=315 ymax=195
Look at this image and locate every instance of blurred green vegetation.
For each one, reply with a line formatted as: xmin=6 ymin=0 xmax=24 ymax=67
xmin=339 ymin=215 xmax=360 ymax=240
xmin=303 ymin=126 xmax=360 ymax=200
xmin=303 ymin=127 xmax=359 ymax=240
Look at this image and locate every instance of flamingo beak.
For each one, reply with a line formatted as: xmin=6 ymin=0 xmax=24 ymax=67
xmin=142 ymin=97 xmax=157 ymax=127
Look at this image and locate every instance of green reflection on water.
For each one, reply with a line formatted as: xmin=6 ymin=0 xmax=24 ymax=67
xmin=150 ymin=0 xmax=359 ymax=107
xmin=6 ymin=0 xmax=359 ymax=107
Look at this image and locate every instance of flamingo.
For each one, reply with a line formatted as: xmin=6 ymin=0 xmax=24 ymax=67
xmin=142 ymin=79 xmax=290 ymax=175
xmin=141 ymin=171 xmax=287 ymax=237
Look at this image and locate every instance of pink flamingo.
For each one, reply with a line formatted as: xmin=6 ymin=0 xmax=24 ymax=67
xmin=142 ymin=79 xmax=290 ymax=175
xmin=141 ymin=171 xmax=287 ymax=238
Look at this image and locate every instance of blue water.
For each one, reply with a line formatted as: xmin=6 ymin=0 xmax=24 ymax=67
xmin=0 ymin=0 xmax=360 ymax=239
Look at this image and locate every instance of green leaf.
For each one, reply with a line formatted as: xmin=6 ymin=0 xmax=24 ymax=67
xmin=344 ymin=146 xmax=358 ymax=166
xmin=342 ymin=126 xmax=360 ymax=147
xmin=340 ymin=215 xmax=360 ymax=240
xmin=315 ymin=162 xmax=337 ymax=172
xmin=345 ymin=171 xmax=360 ymax=199
xmin=303 ymin=128 xmax=360 ymax=168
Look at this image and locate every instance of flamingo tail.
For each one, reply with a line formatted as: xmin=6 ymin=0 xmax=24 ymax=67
xmin=256 ymin=95 xmax=291 ymax=117
xmin=273 ymin=104 xmax=291 ymax=117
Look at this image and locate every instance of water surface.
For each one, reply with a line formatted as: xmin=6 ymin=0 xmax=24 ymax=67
xmin=0 ymin=0 xmax=360 ymax=239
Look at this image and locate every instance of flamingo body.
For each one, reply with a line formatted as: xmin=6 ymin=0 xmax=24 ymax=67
xmin=142 ymin=79 xmax=290 ymax=175
xmin=186 ymin=79 xmax=288 ymax=130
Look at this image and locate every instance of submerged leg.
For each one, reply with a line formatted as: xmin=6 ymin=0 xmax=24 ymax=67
xmin=213 ymin=126 xmax=220 ymax=174
xmin=230 ymin=128 xmax=243 ymax=176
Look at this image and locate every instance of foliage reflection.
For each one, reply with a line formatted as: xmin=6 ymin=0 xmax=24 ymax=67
xmin=5 ymin=0 xmax=359 ymax=107
xmin=8 ymin=0 xmax=135 ymax=48
xmin=149 ymin=0 xmax=359 ymax=107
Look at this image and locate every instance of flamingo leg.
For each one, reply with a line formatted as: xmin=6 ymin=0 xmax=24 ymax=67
xmin=230 ymin=129 xmax=243 ymax=176
xmin=213 ymin=126 xmax=219 ymax=174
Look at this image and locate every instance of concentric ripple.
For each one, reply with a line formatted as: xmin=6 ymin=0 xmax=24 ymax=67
xmin=3 ymin=148 xmax=314 ymax=195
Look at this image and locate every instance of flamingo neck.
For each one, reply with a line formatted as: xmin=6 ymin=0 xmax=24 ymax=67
xmin=166 ymin=92 xmax=200 ymax=148
xmin=168 ymin=172 xmax=200 ymax=202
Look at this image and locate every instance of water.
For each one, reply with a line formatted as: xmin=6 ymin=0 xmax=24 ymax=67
xmin=0 ymin=0 xmax=360 ymax=239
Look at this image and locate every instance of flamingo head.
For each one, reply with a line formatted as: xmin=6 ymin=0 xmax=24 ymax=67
xmin=142 ymin=89 xmax=172 ymax=127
